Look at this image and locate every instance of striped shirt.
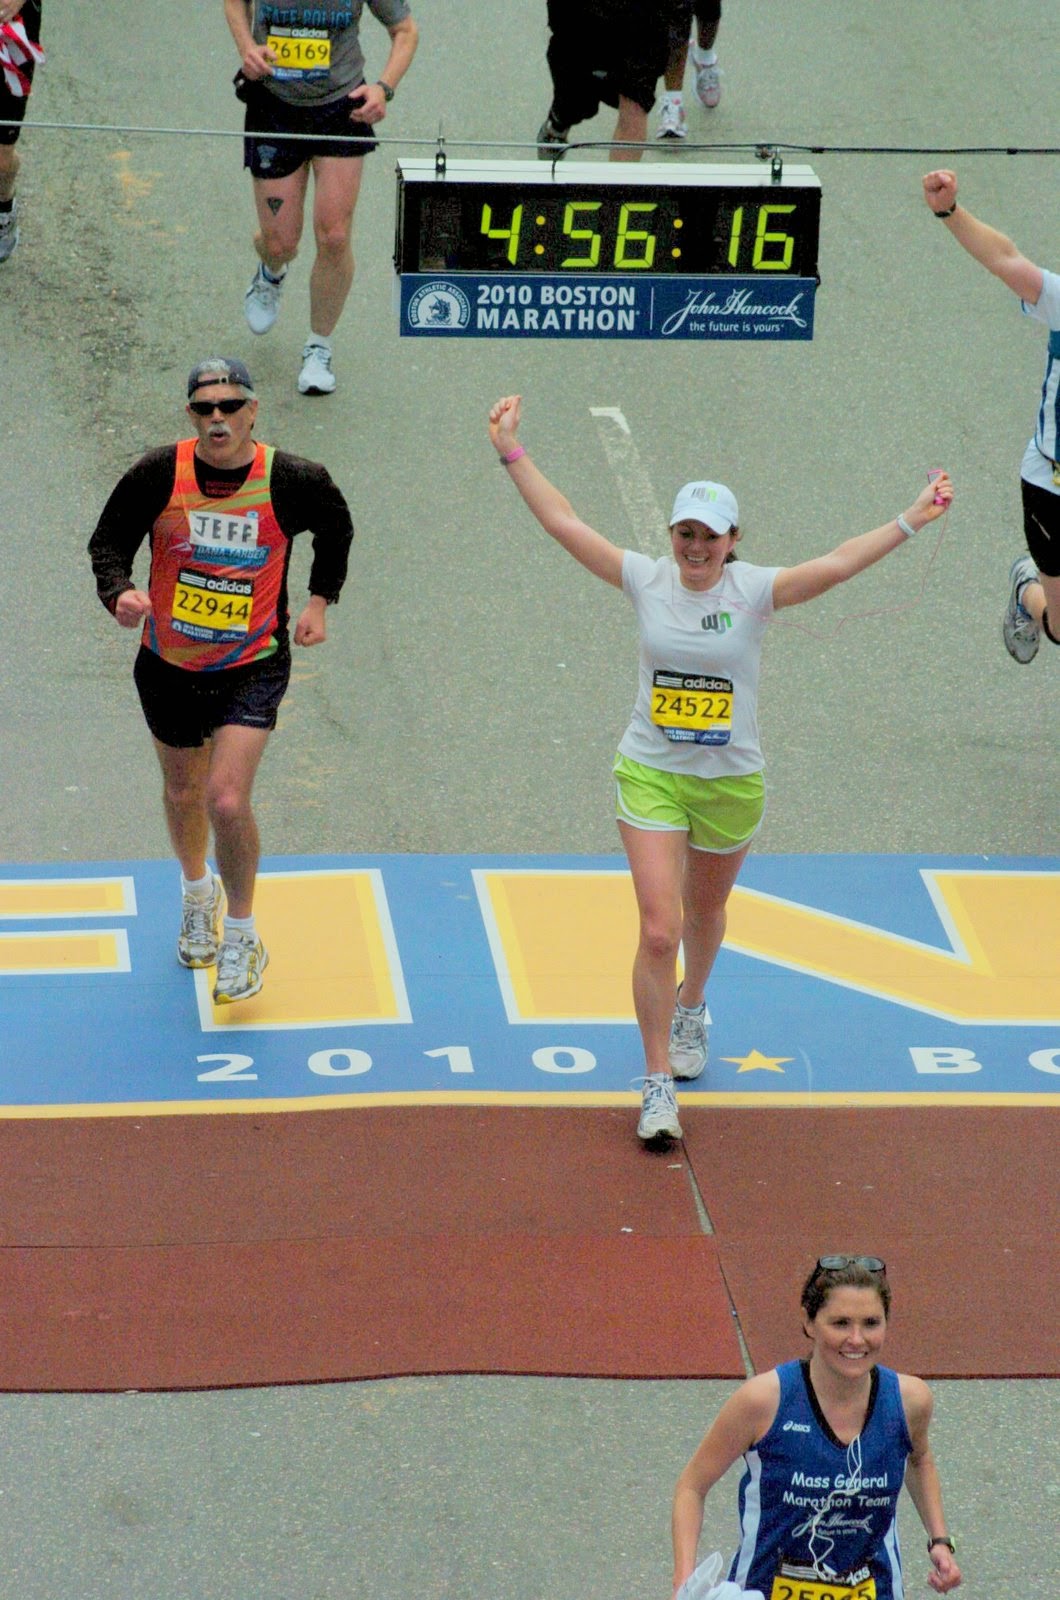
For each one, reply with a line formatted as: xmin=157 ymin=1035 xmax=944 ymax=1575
xmin=1021 ymin=267 xmax=1060 ymax=490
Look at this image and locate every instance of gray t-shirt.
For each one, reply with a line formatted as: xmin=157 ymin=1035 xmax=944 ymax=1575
xmin=252 ymin=0 xmax=410 ymax=106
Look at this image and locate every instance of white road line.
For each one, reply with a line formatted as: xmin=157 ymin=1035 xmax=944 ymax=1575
xmin=589 ymin=406 xmax=667 ymax=554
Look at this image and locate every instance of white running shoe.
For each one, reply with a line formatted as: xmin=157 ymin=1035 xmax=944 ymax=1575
xmin=244 ymin=263 xmax=285 ymax=334
xmin=637 ymin=1074 xmax=683 ymax=1141
xmin=177 ymin=874 xmax=225 ymax=969
xmin=536 ymin=112 xmax=569 ymax=160
xmin=298 ymin=341 xmax=336 ymax=395
xmin=669 ymin=995 xmax=708 ymax=1079
xmin=1002 ymin=553 xmax=1040 ymax=663
xmin=213 ymin=932 xmax=269 ymax=1004
xmin=656 ymin=98 xmax=687 ymax=140
xmin=0 ymin=203 xmax=19 ymax=265
xmin=693 ymin=56 xmax=722 ymax=109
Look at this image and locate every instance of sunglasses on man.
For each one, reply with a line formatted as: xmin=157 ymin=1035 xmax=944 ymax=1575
xmin=188 ymin=398 xmax=250 ymax=417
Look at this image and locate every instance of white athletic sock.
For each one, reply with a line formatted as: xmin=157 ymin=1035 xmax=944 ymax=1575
xmin=223 ymin=914 xmax=257 ymax=941
xmin=663 ymin=88 xmax=683 ymax=104
xmin=693 ymin=44 xmax=718 ymax=65
xmin=676 ymin=989 xmax=706 ymax=1015
xmin=181 ymin=870 xmax=214 ymax=899
xmin=307 ymin=332 xmax=331 ymax=350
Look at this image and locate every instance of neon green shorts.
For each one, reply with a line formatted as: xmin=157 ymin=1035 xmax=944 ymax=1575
xmin=613 ymin=753 xmax=766 ymax=854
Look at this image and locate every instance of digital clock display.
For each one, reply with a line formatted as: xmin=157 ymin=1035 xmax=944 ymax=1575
xmin=395 ymin=160 xmax=821 ymax=279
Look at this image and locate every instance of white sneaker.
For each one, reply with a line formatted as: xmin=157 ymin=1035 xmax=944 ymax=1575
xmin=0 ymin=203 xmax=19 ymax=265
xmin=536 ymin=112 xmax=569 ymax=160
xmin=244 ymin=263 xmax=285 ymax=334
xmin=1002 ymin=553 xmax=1040 ymax=663
xmin=177 ymin=874 xmax=225 ymax=968
xmin=298 ymin=341 xmax=336 ymax=395
xmin=213 ymin=932 xmax=269 ymax=1003
xmin=637 ymin=1074 xmax=683 ymax=1141
xmin=669 ymin=995 xmax=708 ymax=1079
xmin=656 ymin=98 xmax=687 ymax=140
xmin=693 ymin=55 xmax=722 ymax=109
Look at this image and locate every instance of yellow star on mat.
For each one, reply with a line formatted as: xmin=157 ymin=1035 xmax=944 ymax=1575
xmin=721 ymin=1049 xmax=793 ymax=1074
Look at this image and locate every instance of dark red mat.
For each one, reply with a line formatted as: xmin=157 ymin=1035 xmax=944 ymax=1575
xmin=681 ymin=1108 xmax=1059 ymax=1378
xmin=3 ymin=1105 xmax=1052 ymax=1389
xmin=0 ymin=1108 xmax=743 ymax=1390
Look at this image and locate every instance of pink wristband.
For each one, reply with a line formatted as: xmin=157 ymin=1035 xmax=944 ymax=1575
xmin=500 ymin=445 xmax=527 ymax=465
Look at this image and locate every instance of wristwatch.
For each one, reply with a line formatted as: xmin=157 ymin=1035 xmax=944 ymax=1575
xmin=376 ymin=78 xmax=395 ymax=101
xmin=927 ymin=1536 xmax=956 ymax=1554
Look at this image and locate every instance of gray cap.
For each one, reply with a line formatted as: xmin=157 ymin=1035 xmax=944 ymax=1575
xmin=187 ymin=357 xmax=255 ymax=397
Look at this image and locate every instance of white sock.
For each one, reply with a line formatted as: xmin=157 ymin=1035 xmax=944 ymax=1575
xmin=307 ymin=332 xmax=331 ymax=351
xmin=181 ymin=870 xmax=213 ymax=899
xmin=693 ymin=44 xmax=718 ymax=65
xmin=663 ymin=88 xmax=683 ymax=105
xmin=224 ymin=914 xmax=256 ymax=941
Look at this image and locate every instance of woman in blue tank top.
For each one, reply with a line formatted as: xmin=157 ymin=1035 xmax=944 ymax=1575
xmin=672 ymin=1257 xmax=962 ymax=1600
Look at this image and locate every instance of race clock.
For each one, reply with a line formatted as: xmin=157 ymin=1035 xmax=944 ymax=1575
xmin=394 ymin=158 xmax=821 ymax=341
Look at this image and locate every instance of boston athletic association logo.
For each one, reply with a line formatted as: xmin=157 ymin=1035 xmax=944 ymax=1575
xmin=406 ymin=281 xmax=472 ymax=331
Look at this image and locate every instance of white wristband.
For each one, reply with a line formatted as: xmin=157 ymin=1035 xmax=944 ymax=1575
xmin=896 ymin=514 xmax=917 ymax=539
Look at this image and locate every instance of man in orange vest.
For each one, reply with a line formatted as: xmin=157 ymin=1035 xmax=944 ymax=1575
xmin=88 ymin=357 xmax=354 ymax=1002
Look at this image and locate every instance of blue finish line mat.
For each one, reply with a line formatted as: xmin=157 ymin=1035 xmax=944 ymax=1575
xmin=1 ymin=853 xmax=1056 ymax=1115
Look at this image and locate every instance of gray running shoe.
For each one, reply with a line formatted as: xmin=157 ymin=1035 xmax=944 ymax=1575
xmin=655 ymin=98 xmax=687 ymax=140
xmin=298 ymin=340 xmax=336 ymax=395
xmin=693 ymin=57 xmax=722 ymax=109
xmin=669 ymin=997 xmax=708 ymax=1079
xmin=536 ymin=113 xmax=569 ymax=160
xmin=245 ymin=262 xmax=285 ymax=334
xmin=177 ymin=874 xmax=225 ymax=968
xmin=213 ymin=932 xmax=269 ymax=1004
xmin=1002 ymin=553 xmax=1040 ymax=663
xmin=0 ymin=202 xmax=19 ymax=265
xmin=637 ymin=1073 xmax=683 ymax=1141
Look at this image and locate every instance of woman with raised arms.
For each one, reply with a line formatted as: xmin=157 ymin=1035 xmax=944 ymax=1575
xmin=489 ymin=394 xmax=952 ymax=1142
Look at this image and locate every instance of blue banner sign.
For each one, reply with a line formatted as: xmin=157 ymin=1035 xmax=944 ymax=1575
xmin=398 ymin=274 xmax=816 ymax=341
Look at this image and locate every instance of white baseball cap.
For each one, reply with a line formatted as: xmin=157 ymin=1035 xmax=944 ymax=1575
xmin=669 ymin=481 xmax=739 ymax=535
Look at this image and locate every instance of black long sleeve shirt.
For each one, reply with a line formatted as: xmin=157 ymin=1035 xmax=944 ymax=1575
xmin=88 ymin=444 xmax=354 ymax=617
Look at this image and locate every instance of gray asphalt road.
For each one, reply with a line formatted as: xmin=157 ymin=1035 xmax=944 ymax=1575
xmin=0 ymin=1 xmax=1056 ymax=1596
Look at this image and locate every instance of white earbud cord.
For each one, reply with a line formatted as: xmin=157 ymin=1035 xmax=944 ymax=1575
xmin=666 ymin=507 xmax=951 ymax=640
xmin=806 ymin=1433 xmax=863 ymax=1576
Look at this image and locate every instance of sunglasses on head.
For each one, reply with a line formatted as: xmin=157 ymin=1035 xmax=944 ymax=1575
xmin=188 ymin=397 xmax=249 ymax=416
xmin=814 ymin=1255 xmax=886 ymax=1275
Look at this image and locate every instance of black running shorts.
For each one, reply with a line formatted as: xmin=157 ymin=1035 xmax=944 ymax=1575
xmin=133 ymin=646 xmax=291 ymax=749
xmin=240 ymin=80 xmax=378 ymax=179
xmin=1021 ymin=475 xmax=1060 ymax=578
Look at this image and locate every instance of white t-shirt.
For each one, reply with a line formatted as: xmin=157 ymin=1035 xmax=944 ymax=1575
xmin=618 ymin=552 xmax=780 ymax=778
xmin=1020 ymin=266 xmax=1060 ymax=493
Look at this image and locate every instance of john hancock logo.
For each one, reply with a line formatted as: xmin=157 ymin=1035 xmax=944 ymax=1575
xmin=661 ymin=285 xmax=809 ymax=337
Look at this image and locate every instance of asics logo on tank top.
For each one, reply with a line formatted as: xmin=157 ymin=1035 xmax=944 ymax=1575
xmin=783 ymin=1420 xmax=812 ymax=1432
